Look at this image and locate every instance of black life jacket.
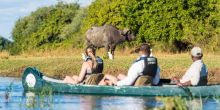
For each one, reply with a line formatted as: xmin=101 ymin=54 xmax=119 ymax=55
xmin=85 ymin=56 xmax=104 ymax=74
xmin=198 ymin=63 xmax=208 ymax=85
xmin=135 ymin=57 xmax=158 ymax=77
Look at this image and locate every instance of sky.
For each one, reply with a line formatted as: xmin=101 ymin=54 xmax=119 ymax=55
xmin=0 ymin=0 xmax=93 ymax=40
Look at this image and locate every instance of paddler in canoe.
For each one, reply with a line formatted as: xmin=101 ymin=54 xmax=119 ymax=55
xmin=63 ymin=46 xmax=104 ymax=84
xmin=99 ymin=43 xmax=161 ymax=86
xmin=171 ymin=47 xmax=208 ymax=86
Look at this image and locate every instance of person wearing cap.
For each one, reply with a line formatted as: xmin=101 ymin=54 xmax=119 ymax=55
xmin=172 ymin=47 xmax=208 ymax=86
xmin=98 ymin=44 xmax=160 ymax=86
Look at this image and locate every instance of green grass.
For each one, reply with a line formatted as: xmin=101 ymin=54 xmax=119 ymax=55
xmin=157 ymin=96 xmax=204 ymax=110
xmin=0 ymin=52 xmax=220 ymax=82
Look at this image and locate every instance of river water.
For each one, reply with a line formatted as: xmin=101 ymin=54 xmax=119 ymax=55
xmin=0 ymin=77 xmax=220 ymax=110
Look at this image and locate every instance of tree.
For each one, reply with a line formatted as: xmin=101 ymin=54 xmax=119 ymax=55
xmin=12 ymin=2 xmax=85 ymax=54
xmin=0 ymin=36 xmax=11 ymax=51
xmin=84 ymin=0 xmax=220 ymax=52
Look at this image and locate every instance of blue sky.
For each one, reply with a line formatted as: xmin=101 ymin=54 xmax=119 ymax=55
xmin=0 ymin=0 xmax=93 ymax=40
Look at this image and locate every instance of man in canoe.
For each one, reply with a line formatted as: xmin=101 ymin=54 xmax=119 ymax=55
xmin=172 ymin=47 xmax=208 ymax=86
xmin=64 ymin=46 xmax=104 ymax=84
xmin=99 ymin=44 xmax=160 ymax=86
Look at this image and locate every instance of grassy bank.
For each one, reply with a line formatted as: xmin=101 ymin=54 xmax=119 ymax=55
xmin=0 ymin=50 xmax=220 ymax=83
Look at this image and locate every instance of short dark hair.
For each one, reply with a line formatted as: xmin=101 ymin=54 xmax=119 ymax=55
xmin=140 ymin=43 xmax=151 ymax=54
xmin=192 ymin=54 xmax=203 ymax=59
xmin=85 ymin=45 xmax=96 ymax=55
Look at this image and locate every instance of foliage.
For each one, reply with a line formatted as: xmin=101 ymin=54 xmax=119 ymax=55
xmin=0 ymin=36 xmax=11 ymax=51
xmin=159 ymin=97 xmax=204 ymax=110
xmin=11 ymin=2 xmax=85 ymax=54
xmin=10 ymin=0 xmax=220 ymax=54
xmin=84 ymin=0 xmax=220 ymax=51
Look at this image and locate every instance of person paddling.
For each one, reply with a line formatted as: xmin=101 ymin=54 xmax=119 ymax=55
xmin=172 ymin=47 xmax=208 ymax=86
xmin=64 ymin=46 xmax=103 ymax=84
xmin=99 ymin=44 xmax=160 ymax=86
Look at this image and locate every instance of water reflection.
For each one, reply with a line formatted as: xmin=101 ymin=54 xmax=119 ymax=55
xmin=25 ymin=92 xmax=37 ymax=108
xmin=97 ymin=96 xmax=157 ymax=110
xmin=0 ymin=77 xmax=220 ymax=110
xmin=44 ymin=94 xmax=157 ymax=110
xmin=79 ymin=95 xmax=97 ymax=110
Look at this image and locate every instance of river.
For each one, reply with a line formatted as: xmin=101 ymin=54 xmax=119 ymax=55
xmin=0 ymin=77 xmax=220 ymax=110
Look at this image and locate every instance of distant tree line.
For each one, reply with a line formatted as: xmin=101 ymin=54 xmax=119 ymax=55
xmin=0 ymin=36 xmax=11 ymax=51
xmin=10 ymin=2 xmax=86 ymax=54
xmin=8 ymin=0 xmax=220 ymax=54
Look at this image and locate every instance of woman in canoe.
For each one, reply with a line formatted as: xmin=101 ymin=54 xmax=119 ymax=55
xmin=99 ymin=44 xmax=160 ymax=86
xmin=63 ymin=46 xmax=103 ymax=84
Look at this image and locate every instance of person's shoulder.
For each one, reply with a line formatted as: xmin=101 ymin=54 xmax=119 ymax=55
xmin=191 ymin=60 xmax=203 ymax=68
xmin=134 ymin=58 xmax=145 ymax=66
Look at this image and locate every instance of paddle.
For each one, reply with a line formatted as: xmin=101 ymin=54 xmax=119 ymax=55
xmin=176 ymin=81 xmax=193 ymax=97
xmin=161 ymin=79 xmax=193 ymax=97
xmin=179 ymin=86 xmax=193 ymax=97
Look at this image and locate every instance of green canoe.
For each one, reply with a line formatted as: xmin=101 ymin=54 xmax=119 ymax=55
xmin=22 ymin=67 xmax=220 ymax=97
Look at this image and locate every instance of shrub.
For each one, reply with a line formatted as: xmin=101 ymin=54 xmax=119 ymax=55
xmin=84 ymin=0 xmax=220 ymax=52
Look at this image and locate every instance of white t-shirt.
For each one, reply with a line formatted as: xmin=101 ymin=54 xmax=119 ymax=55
xmin=180 ymin=60 xmax=208 ymax=85
xmin=117 ymin=56 xmax=160 ymax=86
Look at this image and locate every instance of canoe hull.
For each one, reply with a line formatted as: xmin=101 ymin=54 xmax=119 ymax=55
xmin=22 ymin=67 xmax=220 ymax=97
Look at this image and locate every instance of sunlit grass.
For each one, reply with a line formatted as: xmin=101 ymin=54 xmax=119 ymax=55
xmin=0 ymin=50 xmax=219 ymax=83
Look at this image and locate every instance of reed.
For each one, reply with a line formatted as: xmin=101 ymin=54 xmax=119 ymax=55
xmin=157 ymin=96 xmax=204 ymax=110
xmin=25 ymin=86 xmax=54 ymax=109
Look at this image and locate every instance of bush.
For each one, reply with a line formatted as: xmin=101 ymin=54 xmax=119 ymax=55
xmin=10 ymin=0 xmax=220 ymax=53
xmin=0 ymin=36 xmax=11 ymax=51
xmin=84 ymin=0 xmax=220 ymax=52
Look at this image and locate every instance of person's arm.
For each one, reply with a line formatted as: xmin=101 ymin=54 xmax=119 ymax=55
xmin=117 ymin=60 xmax=144 ymax=86
xmin=179 ymin=63 xmax=201 ymax=86
xmin=177 ymin=81 xmax=191 ymax=86
xmin=76 ymin=62 xmax=89 ymax=83
xmin=88 ymin=52 xmax=98 ymax=70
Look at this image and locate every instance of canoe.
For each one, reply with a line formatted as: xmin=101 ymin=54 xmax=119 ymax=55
xmin=22 ymin=67 xmax=220 ymax=97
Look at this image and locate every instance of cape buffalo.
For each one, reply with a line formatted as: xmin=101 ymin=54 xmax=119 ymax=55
xmin=86 ymin=25 xmax=136 ymax=59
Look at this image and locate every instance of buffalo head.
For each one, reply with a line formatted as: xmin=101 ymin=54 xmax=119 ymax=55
xmin=120 ymin=28 xmax=136 ymax=41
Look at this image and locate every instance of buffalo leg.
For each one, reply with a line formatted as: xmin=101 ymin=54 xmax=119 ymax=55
xmin=105 ymin=45 xmax=110 ymax=59
xmin=110 ymin=46 xmax=116 ymax=59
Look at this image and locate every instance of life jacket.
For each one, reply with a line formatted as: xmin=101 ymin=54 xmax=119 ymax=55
xmin=198 ymin=63 xmax=208 ymax=85
xmin=135 ymin=56 xmax=158 ymax=77
xmin=85 ymin=56 xmax=104 ymax=74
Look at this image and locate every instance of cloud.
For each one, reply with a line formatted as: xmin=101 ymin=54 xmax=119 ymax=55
xmin=0 ymin=0 xmax=56 ymax=39
xmin=59 ymin=0 xmax=93 ymax=7
xmin=0 ymin=0 xmax=92 ymax=39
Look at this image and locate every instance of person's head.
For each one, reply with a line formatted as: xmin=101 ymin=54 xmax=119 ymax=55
xmin=191 ymin=47 xmax=203 ymax=62
xmin=136 ymin=44 xmax=151 ymax=56
xmin=85 ymin=46 xmax=96 ymax=56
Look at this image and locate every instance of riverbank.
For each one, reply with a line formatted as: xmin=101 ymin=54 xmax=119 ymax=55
xmin=0 ymin=51 xmax=220 ymax=83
